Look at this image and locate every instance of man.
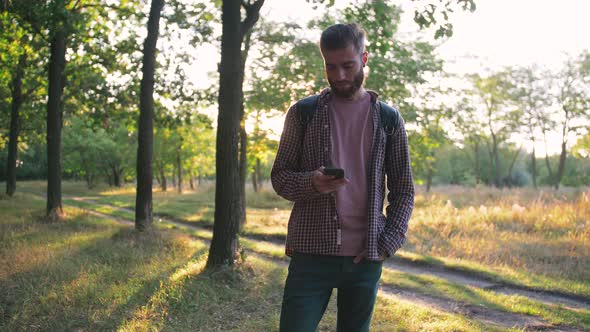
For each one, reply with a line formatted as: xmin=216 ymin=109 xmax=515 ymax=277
xmin=271 ymin=23 xmax=414 ymax=332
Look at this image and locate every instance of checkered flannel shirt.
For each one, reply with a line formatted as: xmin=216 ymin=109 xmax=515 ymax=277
xmin=271 ymin=88 xmax=414 ymax=261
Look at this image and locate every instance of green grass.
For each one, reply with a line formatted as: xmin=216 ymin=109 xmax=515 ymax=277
xmin=12 ymin=181 xmax=590 ymax=299
xmin=1 ymin=192 xmax=511 ymax=331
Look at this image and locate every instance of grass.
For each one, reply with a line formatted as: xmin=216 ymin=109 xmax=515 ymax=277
xmin=1 ymin=192 xmax=511 ymax=331
xmin=12 ymin=181 xmax=590 ymax=298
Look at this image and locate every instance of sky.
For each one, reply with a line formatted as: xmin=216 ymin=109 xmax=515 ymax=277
xmin=189 ymin=0 xmax=590 ymax=155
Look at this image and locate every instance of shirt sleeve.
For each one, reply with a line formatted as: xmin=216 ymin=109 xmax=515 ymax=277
xmin=271 ymin=104 xmax=323 ymax=202
xmin=378 ymin=117 xmax=415 ymax=257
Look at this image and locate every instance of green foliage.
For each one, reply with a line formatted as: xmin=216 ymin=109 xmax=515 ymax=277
xmin=62 ymin=117 xmax=136 ymax=187
xmin=412 ymin=0 xmax=476 ymax=39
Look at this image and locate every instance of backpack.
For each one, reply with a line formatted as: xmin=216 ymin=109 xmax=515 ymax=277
xmin=296 ymin=94 xmax=401 ymax=136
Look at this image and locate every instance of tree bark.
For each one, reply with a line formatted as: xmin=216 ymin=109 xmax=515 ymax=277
xmin=207 ymin=0 xmax=264 ymax=268
xmin=531 ymin=146 xmax=537 ymax=189
xmin=176 ymin=142 xmax=182 ymax=193
xmin=555 ymin=142 xmax=567 ymax=190
xmin=474 ymin=141 xmax=480 ymax=185
xmin=46 ymin=26 xmax=66 ymax=220
xmin=239 ymin=124 xmax=247 ymax=229
xmin=426 ymin=164 xmax=433 ymax=192
xmin=491 ymin=132 xmax=501 ymax=187
xmin=6 ymin=53 xmax=26 ymax=197
xmin=135 ymin=0 xmax=164 ymax=231
xmin=207 ymin=0 xmax=243 ymax=268
xmin=159 ymin=165 xmax=167 ymax=191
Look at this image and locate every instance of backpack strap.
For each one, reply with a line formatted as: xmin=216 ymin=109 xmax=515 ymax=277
xmin=295 ymin=95 xmax=320 ymax=169
xmin=378 ymin=101 xmax=401 ymax=136
xmin=296 ymin=94 xmax=320 ymax=127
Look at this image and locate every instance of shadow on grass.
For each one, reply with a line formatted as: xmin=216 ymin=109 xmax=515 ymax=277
xmin=130 ymin=261 xmax=288 ymax=331
xmin=1 ymin=219 xmax=210 ymax=331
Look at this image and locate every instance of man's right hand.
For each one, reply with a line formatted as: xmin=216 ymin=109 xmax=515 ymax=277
xmin=312 ymin=166 xmax=349 ymax=194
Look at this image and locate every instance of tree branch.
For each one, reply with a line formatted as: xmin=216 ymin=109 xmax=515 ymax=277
xmin=240 ymin=0 xmax=264 ymax=42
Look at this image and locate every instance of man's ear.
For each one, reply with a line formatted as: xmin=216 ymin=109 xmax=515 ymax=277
xmin=362 ymin=51 xmax=368 ymax=66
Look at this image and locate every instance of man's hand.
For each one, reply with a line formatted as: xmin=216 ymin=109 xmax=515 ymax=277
xmin=312 ymin=166 xmax=349 ymax=194
xmin=353 ymin=250 xmax=387 ymax=264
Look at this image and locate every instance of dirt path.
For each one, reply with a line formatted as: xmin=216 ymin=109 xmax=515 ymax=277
xmin=67 ymin=199 xmax=585 ymax=331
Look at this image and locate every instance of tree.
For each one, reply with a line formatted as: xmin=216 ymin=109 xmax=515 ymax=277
xmin=471 ymin=71 xmax=514 ymax=187
xmin=135 ymin=0 xmax=165 ymax=231
xmin=507 ymin=65 xmax=551 ymax=188
xmin=451 ymin=93 xmax=485 ymax=185
xmin=207 ymin=0 xmax=264 ymax=269
xmin=550 ymin=52 xmax=590 ymax=189
xmin=0 ymin=12 xmax=44 ymax=196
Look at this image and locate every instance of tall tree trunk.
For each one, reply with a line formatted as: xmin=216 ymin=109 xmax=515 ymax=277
xmin=473 ymin=141 xmax=480 ymax=185
xmin=256 ymin=157 xmax=262 ymax=190
xmin=491 ymin=133 xmax=501 ymax=187
xmin=207 ymin=0 xmax=264 ymax=269
xmin=531 ymin=147 xmax=537 ymax=189
xmin=135 ymin=0 xmax=164 ymax=231
xmin=46 ymin=26 xmax=66 ymax=220
xmin=426 ymin=164 xmax=433 ymax=192
xmin=112 ymin=166 xmax=121 ymax=187
xmin=507 ymin=145 xmax=522 ymax=183
xmin=189 ymin=173 xmax=195 ymax=190
xmin=159 ymin=165 xmax=167 ymax=191
xmin=207 ymin=0 xmax=243 ymax=268
xmin=251 ymin=171 xmax=258 ymax=192
xmin=6 ymin=53 xmax=26 ymax=197
xmin=239 ymin=124 xmax=247 ymax=229
xmin=555 ymin=142 xmax=567 ymax=190
xmin=176 ymin=143 xmax=182 ymax=193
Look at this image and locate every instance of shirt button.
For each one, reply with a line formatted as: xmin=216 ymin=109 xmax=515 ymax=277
xmin=333 ymin=215 xmax=338 ymax=220
xmin=324 ymin=124 xmax=328 ymax=129
xmin=324 ymin=148 xmax=328 ymax=152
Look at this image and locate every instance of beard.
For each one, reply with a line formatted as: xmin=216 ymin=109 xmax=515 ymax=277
xmin=328 ymin=67 xmax=365 ymax=99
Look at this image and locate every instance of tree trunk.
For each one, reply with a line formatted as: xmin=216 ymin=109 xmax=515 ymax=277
xmin=238 ymin=124 xmax=247 ymax=229
xmin=135 ymin=0 xmax=164 ymax=231
xmin=189 ymin=173 xmax=195 ymax=190
xmin=426 ymin=164 xmax=433 ymax=192
xmin=506 ymin=145 xmax=521 ymax=185
xmin=256 ymin=157 xmax=262 ymax=190
xmin=159 ymin=165 xmax=167 ymax=191
xmin=531 ymin=147 xmax=537 ymax=189
xmin=171 ymin=167 xmax=176 ymax=187
xmin=555 ymin=142 xmax=567 ymax=190
xmin=207 ymin=0 xmax=243 ymax=268
xmin=491 ymin=133 xmax=501 ymax=187
xmin=177 ymin=143 xmax=182 ymax=193
xmin=474 ymin=141 xmax=480 ymax=185
xmin=6 ymin=53 xmax=26 ymax=197
xmin=112 ymin=166 xmax=121 ymax=187
xmin=251 ymin=171 xmax=258 ymax=193
xmin=46 ymin=26 xmax=66 ymax=220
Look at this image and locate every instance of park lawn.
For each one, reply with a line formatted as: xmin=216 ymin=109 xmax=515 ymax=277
xmin=10 ymin=181 xmax=590 ymax=297
xmin=1 ymin=192 xmax=505 ymax=331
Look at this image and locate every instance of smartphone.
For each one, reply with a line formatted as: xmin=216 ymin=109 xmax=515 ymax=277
xmin=323 ymin=166 xmax=345 ymax=179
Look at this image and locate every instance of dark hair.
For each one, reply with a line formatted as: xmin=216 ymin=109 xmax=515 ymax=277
xmin=320 ymin=23 xmax=366 ymax=54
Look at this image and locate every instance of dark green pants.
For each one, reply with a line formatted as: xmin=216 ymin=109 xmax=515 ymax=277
xmin=279 ymin=253 xmax=383 ymax=332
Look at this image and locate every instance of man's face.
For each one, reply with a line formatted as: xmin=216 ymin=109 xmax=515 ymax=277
xmin=322 ymin=44 xmax=368 ymax=98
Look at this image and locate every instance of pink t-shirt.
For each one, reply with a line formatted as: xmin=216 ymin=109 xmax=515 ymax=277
xmin=328 ymin=91 xmax=373 ymax=256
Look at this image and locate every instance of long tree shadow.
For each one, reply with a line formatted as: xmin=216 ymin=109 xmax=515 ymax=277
xmin=1 ymin=217 xmax=210 ymax=331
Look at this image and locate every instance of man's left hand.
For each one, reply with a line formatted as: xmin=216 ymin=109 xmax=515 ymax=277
xmin=353 ymin=250 xmax=387 ymax=264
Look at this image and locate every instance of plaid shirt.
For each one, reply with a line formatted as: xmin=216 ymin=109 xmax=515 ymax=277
xmin=271 ymin=88 xmax=414 ymax=261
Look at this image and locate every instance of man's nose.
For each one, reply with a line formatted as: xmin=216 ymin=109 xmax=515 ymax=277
xmin=335 ymin=68 xmax=346 ymax=80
